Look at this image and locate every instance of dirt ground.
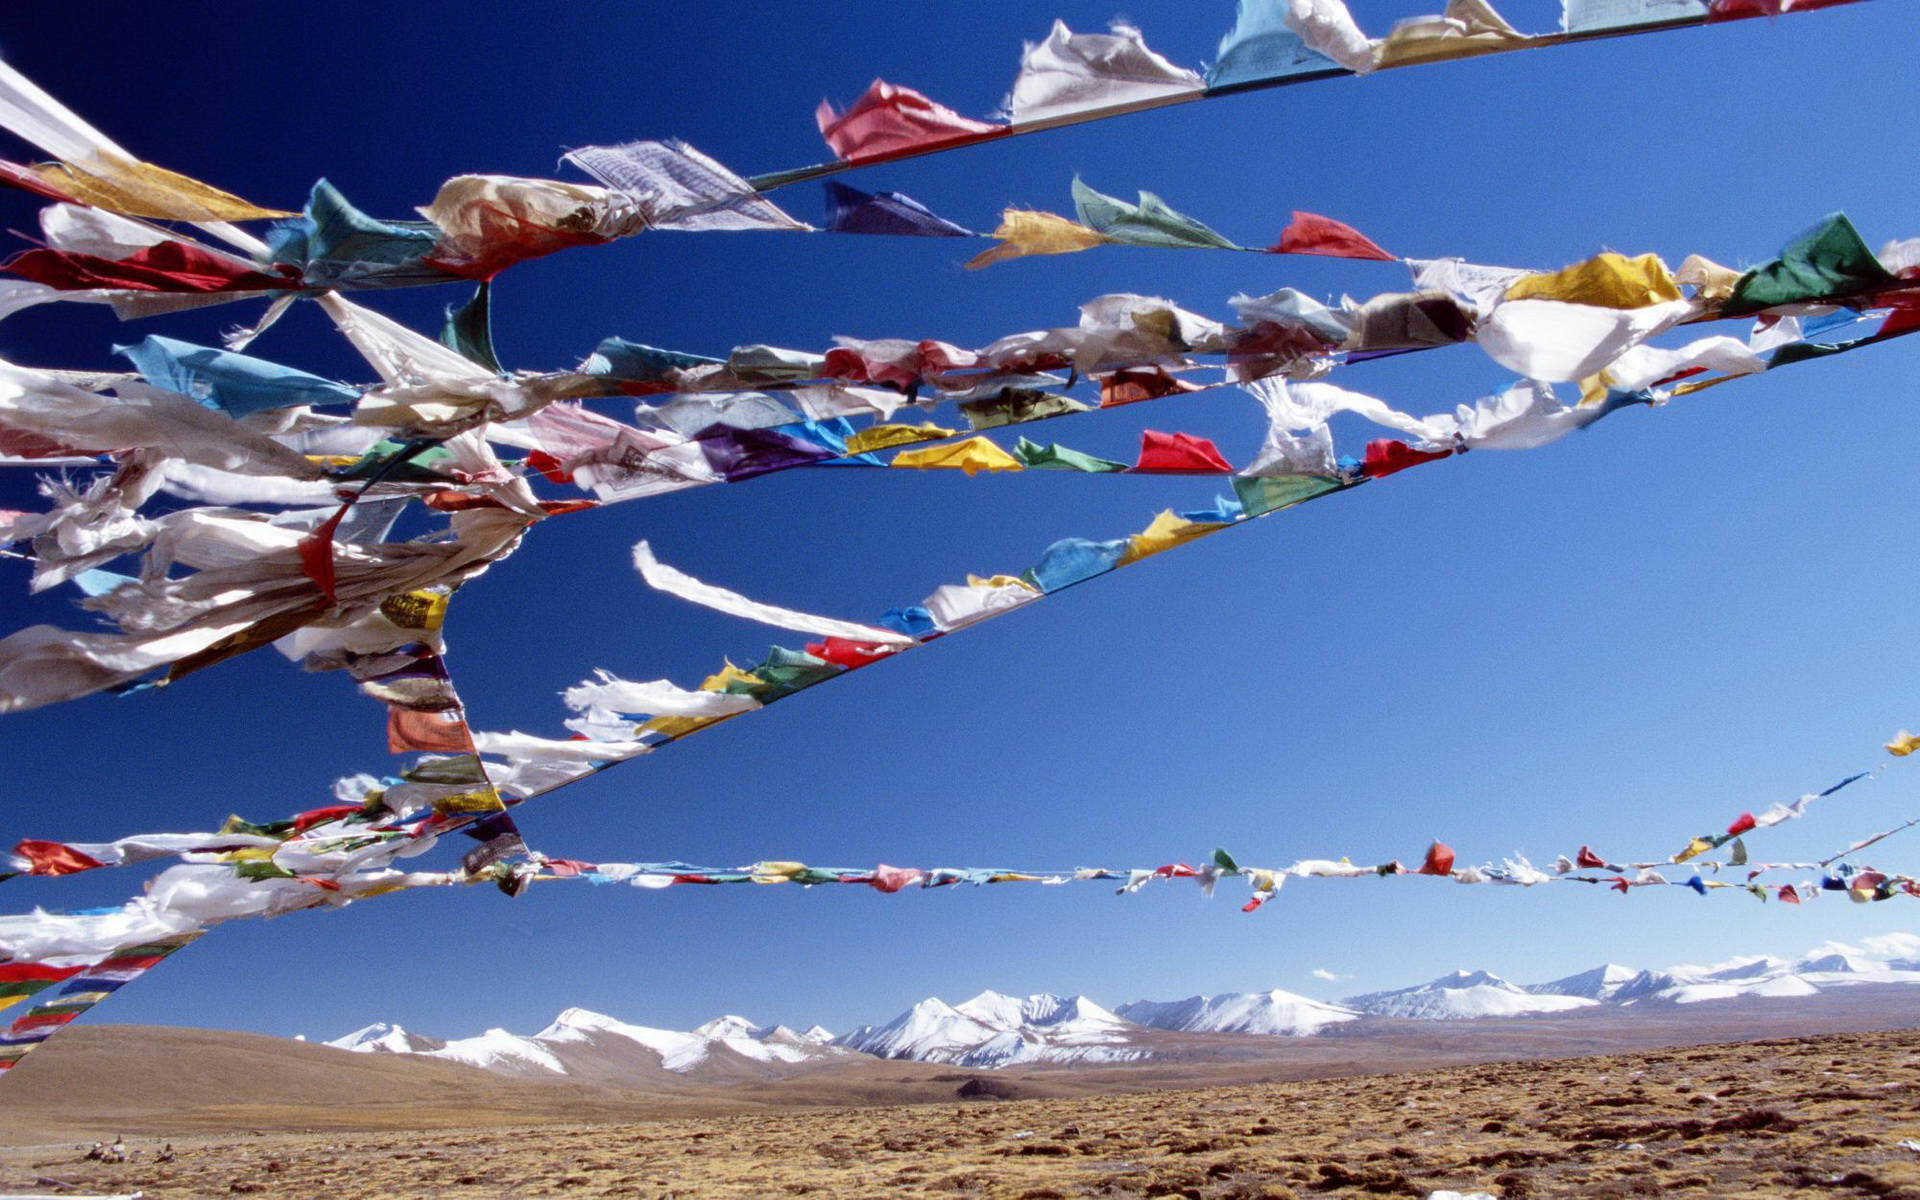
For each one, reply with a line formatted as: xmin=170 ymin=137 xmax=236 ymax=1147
xmin=7 ymin=1028 xmax=1920 ymax=1199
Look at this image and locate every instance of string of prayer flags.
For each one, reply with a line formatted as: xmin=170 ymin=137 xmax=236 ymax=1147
xmin=4 ymin=209 xmax=1913 ymax=712
xmin=0 ymin=0 xmax=1912 ymax=1073
xmin=0 ymin=3 xmax=1880 ymax=306
xmin=0 ymin=933 xmax=201 ymax=1073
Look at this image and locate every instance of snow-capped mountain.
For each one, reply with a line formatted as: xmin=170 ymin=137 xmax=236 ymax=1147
xmin=1525 ymin=940 xmax=1920 ymax=1008
xmin=835 ymin=991 xmax=1144 ymax=1067
xmin=1345 ymin=970 xmax=1598 ymax=1020
xmin=325 ymin=1023 xmax=444 ymax=1055
xmin=1117 ymin=989 xmax=1359 ymax=1036
xmin=332 ymin=1007 xmax=849 ymax=1078
xmin=327 ymin=936 xmax=1920 ymax=1077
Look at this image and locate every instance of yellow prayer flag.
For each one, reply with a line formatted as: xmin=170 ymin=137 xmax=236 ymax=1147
xmin=845 ymin=423 xmax=958 ymax=454
xmin=433 ymin=787 xmax=506 ymax=815
xmin=1504 ymin=252 xmax=1683 ymax=309
xmin=640 ymin=713 xmax=728 ymax=740
xmin=1887 ymin=730 xmax=1920 ymax=757
xmin=968 ymin=574 xmax=1038 ymax=593
xmin=1374 ymin=0 xmax=1532 ymax=68
xmin=1119 ymin=510 xmax=1228 ymax=566
xmin=1672 ymin=836 xmax=1714 ymax=864
xmin=965 ymin=209 xmax=1109 ymax=270
xmin=380 ymin=590 xmax=449 ymax=633
xmin=891 ymin=437 xmax=1024 ymax=475
xmin=38 ymin=156 xmax=293 ymax=222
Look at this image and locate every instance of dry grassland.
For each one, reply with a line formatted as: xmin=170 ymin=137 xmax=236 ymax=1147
xmin=7 ymin=1028 xmax=1920 ymax=1198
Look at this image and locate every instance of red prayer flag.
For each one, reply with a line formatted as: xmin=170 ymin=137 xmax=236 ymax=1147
xmin=804 ymin=637 xmax=899 ymax=669
xmin=1133 ymin=430 xmax=1234 ymax=473
xmin=1708 ymin=0 xmax=1859 ymax=18
xmin=1726 ymin=812 xmax=1757 ymax=836
xmin=1098 ymin=367 xmax=1203 ymax=407
xmin=1361 ymin=439 xmax=1453 ymax=478
xmin=868 ymin=864 xmax=925 ymax=893
xmin=527 ymin=450 xmax=573 ymax=484
xmin=426 ymin=211 xmax=608 ymax=282
xmin=1416 ymin=841 xmax=1455 ymax=876
xmin=292 ymin=804 xmax=363 ymax=833
xmin=297 ymin=501 xmax=350 ymax=604
xmin=1778 ymin=885 xmax=1802 ymax=904
xmin=4 ymin=242 xmax=301 ymax=293
xmin=0 ymin=963 xmax=83 ymax=985
xmin=816 ymin=80 xmax=1008 ymax=165
xmin=1876 ymin=302 xmax=1920 ymax=341
xmin=14 ymin=840 xmax=105 ymax=877
xmin=1575 ymin=845 xmax=1608 ymax=869
xmin=1271 ymin=211 xmax=1397 ymax=262
xmin=0 ymin=422 xmax=95 ymax=459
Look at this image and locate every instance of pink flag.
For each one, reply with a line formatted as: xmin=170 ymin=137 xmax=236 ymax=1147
xmin=816 ymin=81 xmax=1008 ymax=164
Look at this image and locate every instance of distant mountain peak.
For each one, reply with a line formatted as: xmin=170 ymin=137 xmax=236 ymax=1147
xmin=694 ymin=1015 xmax=766 ymax=1040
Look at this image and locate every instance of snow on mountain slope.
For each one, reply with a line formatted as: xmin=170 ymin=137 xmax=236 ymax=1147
xmin=835 ymin=997 xmax=1005 ymax=1062
xmin=1660 ymin=975 xmax=1821 ymax=1005
xmin=325 ymin=1023 xmax=443 ymax=1054
xmin=330 ymin=938 xmax=1920 ymax=1078
xmin=838 ymin=992 xmax=1145 ymax=1067
xmin=427 ymin=1029 xmax=566 ymax=1074
xmin=539 ymin=1007 xmax=721 ymax=1071
xmin=1117 ymin=989 xmax=1359 ymax=1036
xmin=1346 ymin=970 xmax=1598 ymax=1019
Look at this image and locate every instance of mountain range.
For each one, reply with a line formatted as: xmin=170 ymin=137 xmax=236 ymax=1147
xmin=326 ymin=936 xmax=1920 ymax=1075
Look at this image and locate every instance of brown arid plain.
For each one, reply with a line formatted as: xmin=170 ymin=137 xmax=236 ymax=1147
xmin=4 ymin=989 xmax=1920 ymax=1198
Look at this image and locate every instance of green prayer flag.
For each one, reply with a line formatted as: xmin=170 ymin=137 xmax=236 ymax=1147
xmin=1232 ymin=474 xmax=1345 ymax=516
xmin=0 ymin=979 xmax=61 ymax=1001
xmin=439 ymin=281 xmax=502 ymax=373
xmin=1071 ymin=177 xmax=1241 ymax=251
xmin=1767 ymin=336 xmax=1870 ymax=369
xmin=1011 ymin=437 xmax=1127 ymax=472
xmin=741 ymin=646 xmax=840 ymax=700
xmin=1724 ymin=213 xmax=1895 ymax=316
xmin=960 ymin=390 xmax=1089 ymax=430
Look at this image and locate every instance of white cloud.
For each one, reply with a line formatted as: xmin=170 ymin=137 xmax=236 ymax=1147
xmin=1859 ymin=932 xmax=1920 ymax=959
xmin=1310 ymin=968 xmax=1347 ymax=982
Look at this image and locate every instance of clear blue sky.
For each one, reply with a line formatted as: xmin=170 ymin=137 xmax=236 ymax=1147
xmin=1 ymin=0 xmax=1917 ymax=1042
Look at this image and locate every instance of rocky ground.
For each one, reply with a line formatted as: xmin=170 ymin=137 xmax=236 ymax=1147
xmin=6 ymin=1028 xmax=1920 ymax=1198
